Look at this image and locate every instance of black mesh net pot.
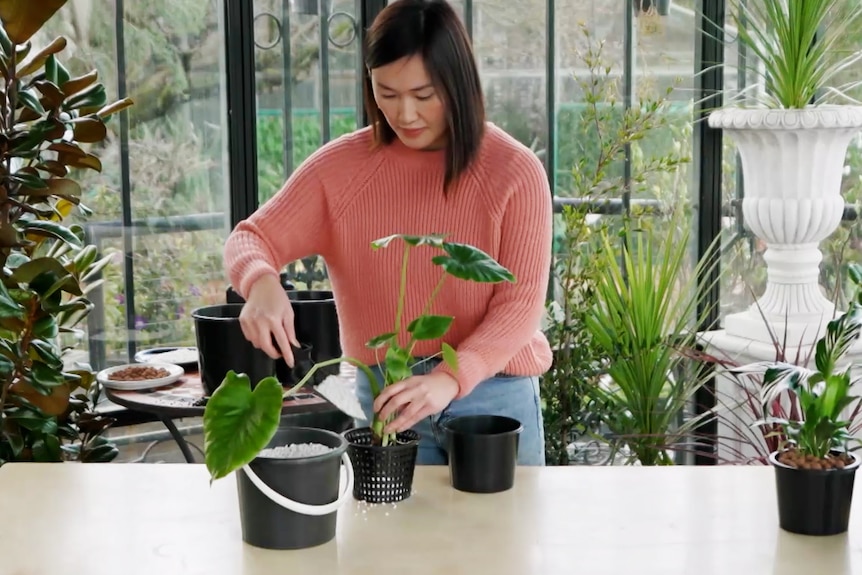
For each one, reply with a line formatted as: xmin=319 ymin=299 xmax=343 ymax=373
xmin=343 ymin=428 xmax=419 ymax=503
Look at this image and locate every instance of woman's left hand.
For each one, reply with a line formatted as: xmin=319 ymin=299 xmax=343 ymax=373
xmin=373 ymin=372 xmax=459 ymax=433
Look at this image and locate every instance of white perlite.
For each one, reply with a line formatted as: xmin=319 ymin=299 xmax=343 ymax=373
xmin=314 ymin=374 xmax=367 ymax=420
xmin=259 ymin=443 xmax=333 ymax=458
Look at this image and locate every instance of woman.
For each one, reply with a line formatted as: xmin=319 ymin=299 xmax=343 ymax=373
xmin=225 ymin=0 xmax=552 ymax=465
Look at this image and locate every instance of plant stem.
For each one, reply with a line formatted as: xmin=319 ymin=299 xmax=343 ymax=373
xmin=393 ymin=243 xmax=410 ymax=341
xmin=407 ymin=274 xmax=448 ymax=356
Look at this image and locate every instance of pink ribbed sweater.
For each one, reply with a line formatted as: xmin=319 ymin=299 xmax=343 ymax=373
xmin=224 ymin=123 xmax=553 ymax=397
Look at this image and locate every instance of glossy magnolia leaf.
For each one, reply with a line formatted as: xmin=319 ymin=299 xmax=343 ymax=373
xmin=433 ymin=242 xmax=516 ymax=284
xmin=407 ymin=314 xmax=453 ymax=341
xmin=17 ymin=35 xmax=67 ymax=77
xmin=366 ymin=331 xmax=396 ymax=349
xmin=5 ymin=252 xmax=28 ymax=269
xmin=202 ymin=370 xmax=284 ymax=481
xmin=32 ymin=434 xmax=62 ymax=462
xmin=31 ymin=315 xmax=58 ymax=339
xmin=10 ymin=172 xmax=48 ymax=190
xmin=47 ymin=142 xmax=85 ymax=157
xmin=61 ymin=70 xmax=98 ymax=98
xmin=29 ymin=361 xmax=66 ymax=388
xmin=442 ymin=342 xmax=458 ymax=372
xmin=10 ymin=380 xmax=69 ymax=415
xmin=371 ymin=233 xmax=446 ymax=250
xmin=0 ymin=280 xmax=24 ymax=319
xmin=70 ymin=117 xmax=107 ymax=143
xmin=0 ymin=0 xmax=67 ymax=44
xmin=35 ymin=160 xmax=68 ymax=177
xmin=63 ymin=153 xmax=102 ymax=172
xmin=17 ymin=88 xmax=45 ymax=115
xmin=22 ymin=220 xmax=82 ymax=248
xmin=11 ymin=257 xmax=71 ymax=283
xmin=65 ymin=83 xmax=107 ymax=111
xmin=45 ymin=53 xmax=58 ymax=84
xmin=29 ymin=338 xmax=62 ymax=369
xmin=96 ymin=97 xmax=134 ymax=119
xmin=34 ymin=80 xmax=64 ymax=109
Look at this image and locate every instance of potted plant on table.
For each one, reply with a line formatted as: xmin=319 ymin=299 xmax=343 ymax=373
xmin=707 ymin=0 xmax=862 ymax=348
xmin=0 ymin=1 xmax=133 ymax=465
xmin=202 ymin=233 xmax=514 ymax=523
xmin=731 ymin=302 xmax=862 ymax=536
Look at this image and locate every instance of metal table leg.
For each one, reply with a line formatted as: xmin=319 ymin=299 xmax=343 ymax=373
xmin=159 ymin=417 xmax=196 ymax=463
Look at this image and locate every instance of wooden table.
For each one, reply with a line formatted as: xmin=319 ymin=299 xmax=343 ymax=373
xmin=0 ymin=463 xmax=858 ymax=575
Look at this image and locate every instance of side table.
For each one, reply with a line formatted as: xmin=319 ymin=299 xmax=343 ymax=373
xmin=103 ymin=372 xmax=353 ymax=462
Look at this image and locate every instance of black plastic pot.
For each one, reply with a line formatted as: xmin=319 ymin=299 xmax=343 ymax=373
xmin=236 ymin=426 xmax=352 ymax=549
xmin=226 ymin=286 xmax=341 ymax=384
xmin=275 ymin=342 xmax=315 ymax=386
xmin=770 ymin=450 xmax=859 ymax=536
xmin=343 ymin=427 xmax=419 ymax=503
xmin=443 ymin=415 xmax=522 ymax=493
xmin=191 ymin=304 xmax=276 ymax=396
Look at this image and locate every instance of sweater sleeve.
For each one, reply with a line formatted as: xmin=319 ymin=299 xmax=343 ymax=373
xmin=223 ymin=154 xmax=332 ymax=299
xmin=434 ymin=153 xmax=552 ymax=397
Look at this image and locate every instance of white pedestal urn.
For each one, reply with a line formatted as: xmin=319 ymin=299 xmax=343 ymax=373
xmin=708 ymin=106 xmax=862 ymax=346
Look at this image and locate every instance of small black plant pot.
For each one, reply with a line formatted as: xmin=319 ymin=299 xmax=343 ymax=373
xmin=236 ymin=426 xmax=352 ymax=550
xmin=770 ymin=450 xmax=860 ymax=536
xmin=343 ymin=427 xmax=419 ymax=503
xmin=275 ymin=342 xmax=314 ymax=386
xmin=191 ymin=304 xmax=276 ymax=396
xmin=443 ymin=415 xmax=522 ymax=493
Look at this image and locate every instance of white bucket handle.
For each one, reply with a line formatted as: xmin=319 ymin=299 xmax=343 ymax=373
xmin=240 ymin=452 xmax=354 ymax=516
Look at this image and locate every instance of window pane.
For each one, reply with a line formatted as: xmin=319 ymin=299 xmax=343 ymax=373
xmin=41 ymin=0 xmax=232 ymax=369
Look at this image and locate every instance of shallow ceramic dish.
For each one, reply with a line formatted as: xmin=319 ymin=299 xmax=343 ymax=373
xmin=96 ymin=363 xmax=184 ymax=391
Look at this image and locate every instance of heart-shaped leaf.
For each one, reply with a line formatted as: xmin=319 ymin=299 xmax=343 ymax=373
xmin=433 ymin=242 xmax=516 ymax=283
xmin=407 ymin=314 xmax=453 ymax=340
xmin=202 ymin=370 xmax=283 ymax=482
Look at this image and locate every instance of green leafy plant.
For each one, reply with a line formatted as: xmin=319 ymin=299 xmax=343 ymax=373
xmin=728 ymin=0 xmax=862 ymax=108
xmin=584 ymin=221 xmax=720 ymax=466
xmin=731 ymin=265 xmax=862 ymax=465
xmin=203 ymin=233 xmax=514 ymax=481
xmin=0 ymin=1 xmax=133 ymax=464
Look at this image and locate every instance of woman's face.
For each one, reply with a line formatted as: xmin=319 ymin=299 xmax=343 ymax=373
xmin=370 ymin=55 xmax=447 ymax=151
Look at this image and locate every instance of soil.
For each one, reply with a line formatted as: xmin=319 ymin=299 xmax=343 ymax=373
xmin=777 ymin=448 xmax=854 ymax=470
xmin=109 ymin=365 xmax=170 ymax=381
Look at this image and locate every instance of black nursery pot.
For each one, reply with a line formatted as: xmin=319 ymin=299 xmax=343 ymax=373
xmin=443 ymin=415 xmax=522 ymax=494
xmin=191 ymin=304 xmax=276 ymax=396
xmin=770 ymin=450 xmax=860 ymax=536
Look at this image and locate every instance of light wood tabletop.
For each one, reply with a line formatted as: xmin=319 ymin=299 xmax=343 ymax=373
xmin=0 ymin=462 xmax=858 ymax=575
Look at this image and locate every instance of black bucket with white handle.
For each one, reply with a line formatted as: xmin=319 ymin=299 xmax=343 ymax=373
xmin=236 ymin=426 xmax=354 ymax=549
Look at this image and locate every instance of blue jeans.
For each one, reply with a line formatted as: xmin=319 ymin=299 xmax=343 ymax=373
xmin=354 ymin=358 xmax=545 ymax=466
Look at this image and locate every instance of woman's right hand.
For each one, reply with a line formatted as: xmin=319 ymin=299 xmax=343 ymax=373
xmin=239 ymin=275 xmax=300 ymax=367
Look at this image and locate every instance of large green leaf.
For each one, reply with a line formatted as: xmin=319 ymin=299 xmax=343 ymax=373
xmin=407 ymin=314 xmax=453 ymax=340
xmin=0 ymin=280 xmax=24 ymax=319
xmin=0 ymin=0 xmax=67 ymax=44
xmin=22 ymin=220 xmax=82 ymax=248
xmin=432 ymin=242 xmax=516 ymax=283
xmin=202 ymin=370 xmax=284 ymax=482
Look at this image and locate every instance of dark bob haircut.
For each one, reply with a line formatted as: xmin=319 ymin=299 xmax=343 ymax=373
xmin=363 ymin=0 xmax=485 ymax=191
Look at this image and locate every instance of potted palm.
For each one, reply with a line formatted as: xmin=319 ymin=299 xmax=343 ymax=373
xmin=0 ymin=1 xmax=133 ymax=465
xmin=732 ymin=303 xmax=862 ymax=536
xmin=584 ymin=221 xmax=720 ymax=465
xmin=707 ymin=0 xmax=862 ymax=347
xmin=202 ymin=233 xmax=515 ymax=514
